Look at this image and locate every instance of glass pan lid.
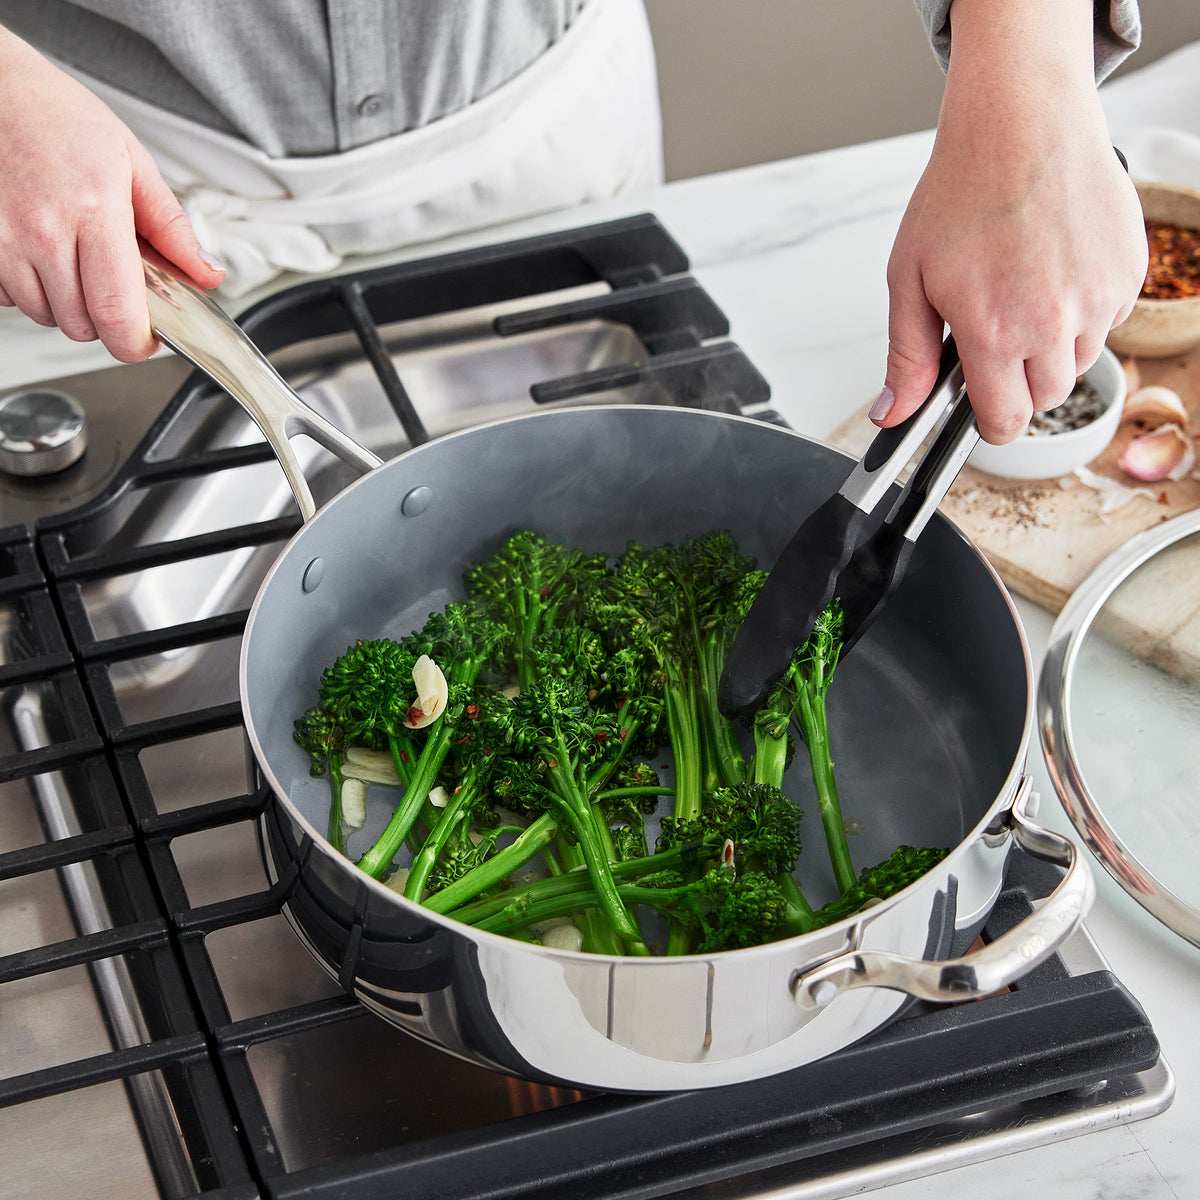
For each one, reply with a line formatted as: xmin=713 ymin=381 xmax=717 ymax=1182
xmin=1040 ymin=507 xmax=1200 ymax=946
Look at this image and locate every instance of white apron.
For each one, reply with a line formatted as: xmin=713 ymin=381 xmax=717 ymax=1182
xmin=58 ymin=0 xmax=663 ymax=296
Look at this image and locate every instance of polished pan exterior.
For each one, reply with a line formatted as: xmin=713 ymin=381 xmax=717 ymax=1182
xmin=240 ymin=404 xmax=1072 ymax=1091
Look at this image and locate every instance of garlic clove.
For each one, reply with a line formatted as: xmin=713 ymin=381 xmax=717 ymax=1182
xmin=1121 ymin=385 xmax=1189 ymax=429
xmin=1117 ymin=423 xmax=1196 ymax=482
xmin=404 ymin=654 xmax=448 ymax=729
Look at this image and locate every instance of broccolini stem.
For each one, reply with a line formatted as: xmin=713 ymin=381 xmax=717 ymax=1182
xmin=778 ymin=873 xmax=816 ymax=933
xmin=387 ymin=732 xmax=416 ymax=786
xmin=423 ymin=813 xmax=559 ymax=913
xmin=546 ymin=749 xmax=650 ymax=954
xmin=476 ymin=880 xmax=811 ymax=943
xmin=447 ymin=840 xmax=700 ymax=926
xmin=589 ymin=785 xmax=675 ymax=806
xmin=696 ymin=639 xmax=749 ymax=788
xmin=751 ymin=717 xmax=790 ymax=790
xmin=664 ymin=675 xmax=705 ymax=955
xmin=357 ymin=720 xmax=456 ymax=879
xmin=475 ymin=880 xmax=689 ymax=937
xmin=326 ymin=757 xmax=345 ymax=854
xmin=665 ymin=677 xmax=703 ymax=823
xmin=402 ymin=767 xmax=481 ymax=901
xmin=794 ymin=679 xmax=857 ymax=895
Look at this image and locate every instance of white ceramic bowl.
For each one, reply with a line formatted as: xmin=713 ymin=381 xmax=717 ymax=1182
xmin=967 ymin=346 xmax=1126 ymax=480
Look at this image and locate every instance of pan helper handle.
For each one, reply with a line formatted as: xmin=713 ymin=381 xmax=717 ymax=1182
xmin=143 ymin=259 xmax=381 ymax=521
xmin=790 ymin=778 xmax=1095 ymax=1009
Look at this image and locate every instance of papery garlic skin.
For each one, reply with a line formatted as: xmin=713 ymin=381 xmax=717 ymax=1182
xmin=1117 ymin=423 xmax=1195 ymax=483
xmin=405 ymin=654 xmax=448 ymax=729
xmin=1074 ymin=466 xmax=1156 ymax=516
xmin=1120 ymin=357 xmax=1141 ymax=396
xmin=1121 ymin=385 xmax=1189 ymax=430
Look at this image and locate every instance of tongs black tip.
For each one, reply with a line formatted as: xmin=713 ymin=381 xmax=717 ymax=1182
xmin=716 ymin=491 xmax=865 ymax=719
xmin=717 ymin=334 xmax=978 ymax=720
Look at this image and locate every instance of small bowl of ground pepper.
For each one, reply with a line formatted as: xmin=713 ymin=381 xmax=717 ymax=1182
xmin=969 ymin=346 xmax=1126 ymax=479
xmin=1107 ymin=181 xmax=1200 ymax=359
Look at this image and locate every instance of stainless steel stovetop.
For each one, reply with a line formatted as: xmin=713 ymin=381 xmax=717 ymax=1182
xmin=0 ymin=216 xmax=1173 ymax=1200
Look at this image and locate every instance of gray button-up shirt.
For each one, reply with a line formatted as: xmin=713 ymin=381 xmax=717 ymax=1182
xmin=0 ymin=0 xmax=587 ymax=157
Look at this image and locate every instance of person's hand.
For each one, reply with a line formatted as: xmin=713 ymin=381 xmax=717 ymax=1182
xmin=0 ymin=26 xmax=224 ymax=362
xmin=876 ymin=0 xmax=1148 ymax=445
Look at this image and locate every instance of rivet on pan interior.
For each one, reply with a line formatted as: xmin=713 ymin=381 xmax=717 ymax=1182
xmin=401 ymin=486 xmax=434 ymax=517
xmin=302 ymin=558 xmax=325 ymax=593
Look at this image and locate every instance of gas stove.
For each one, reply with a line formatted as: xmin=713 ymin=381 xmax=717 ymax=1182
xmin=0 ymin=215 xmax=1172 ymax=1200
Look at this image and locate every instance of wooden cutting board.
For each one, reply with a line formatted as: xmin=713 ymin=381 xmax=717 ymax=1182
xmin=826 ymin=347 xmax=1200 ymax=678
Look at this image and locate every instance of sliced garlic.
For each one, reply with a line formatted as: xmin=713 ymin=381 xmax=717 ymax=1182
xmin=404 ymin=654 xmax=448 ymax=729
xmin=345 ymin=745 xmax=396 ymax=771
xmin=429 ymin=785 xmax=450 ymax=809
xmin=1122 ymin=385 xmax=1189 ymax=429
xmin=1118 ymin=423 xmax=1195 ymax=482
xmin=341 ymin=776 xmax=367 ymax=828
xmin=342 ymin=745 xmax=401 ymax=785
xmin=384 ymin=866 xmax=411 ymax=894
xmin=536 ymin=920 xmax=585 ymax=953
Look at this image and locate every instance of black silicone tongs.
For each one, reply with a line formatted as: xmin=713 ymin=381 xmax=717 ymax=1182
xmin=717 ymin=334 xmax=978 ymax=718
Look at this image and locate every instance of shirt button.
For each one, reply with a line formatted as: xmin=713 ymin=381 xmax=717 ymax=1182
xmin=357 ymin=93 xmax=386 ymax=118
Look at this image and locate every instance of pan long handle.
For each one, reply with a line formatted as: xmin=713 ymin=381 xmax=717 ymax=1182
xmin=144 ymin=259 xmax=381 ymax=521
xmin=790 ymin=778 xmax=1095 ymax=1008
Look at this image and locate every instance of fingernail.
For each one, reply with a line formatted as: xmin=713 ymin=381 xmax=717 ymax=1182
xmin=869 ymin=386 xmax=895 ymax=422
xmin=198 ymin=247 xmax=225 ymax=273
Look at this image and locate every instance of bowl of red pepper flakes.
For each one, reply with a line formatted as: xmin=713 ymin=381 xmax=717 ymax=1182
xmin=1109 ymin=181 xmax=1200 ymax=359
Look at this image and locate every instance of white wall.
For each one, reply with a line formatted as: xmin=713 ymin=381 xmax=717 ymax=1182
xmin=644 ymin=0 xmax=1200 ymax=181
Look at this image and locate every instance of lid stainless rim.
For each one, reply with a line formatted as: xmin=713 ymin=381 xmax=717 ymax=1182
xmin=1038 ymin=506 xmax=1200 ymax=947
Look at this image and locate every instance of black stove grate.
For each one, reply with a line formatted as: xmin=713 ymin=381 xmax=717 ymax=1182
xmin=0 ymin=216 xmax=1161 ymax=1200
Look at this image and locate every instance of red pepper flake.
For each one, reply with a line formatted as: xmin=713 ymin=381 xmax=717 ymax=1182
xmin=399 ymin=750 xmax=410 ymax=763
xmin=406 ymin=705 xmax=425 ymax=725
xmin=466 ymin=703 xmax=480 ymax=720
xmin=1158 ymin=491 xmax=1170 ymax=504
xmin=1141 ymin=219 xmax=1200 ymax=300
xmin=594 ymin=730 xmax=608 ymax=742
xmin=620 ymin=728 xmax=629 ymax=740
xmin=539 ymin=584 xmax=553 ymax=597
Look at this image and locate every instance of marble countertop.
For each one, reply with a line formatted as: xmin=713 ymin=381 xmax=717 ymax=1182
xmin=3 ymin=40 xmax=1199 ymax=1200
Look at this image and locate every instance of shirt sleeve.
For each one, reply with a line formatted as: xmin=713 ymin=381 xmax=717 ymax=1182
xmin=912 ymin=1 xmax=1142 ymax=82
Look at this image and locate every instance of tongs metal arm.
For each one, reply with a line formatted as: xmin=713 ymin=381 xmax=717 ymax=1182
xmin=836 ymin=386 xmax=979 ymax=656
xmin=837 ymin=334 xmax=964 ymax=517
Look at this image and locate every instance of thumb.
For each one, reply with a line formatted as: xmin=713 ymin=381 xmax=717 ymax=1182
xmin=873 ymin=281 xmax=947 ymax=428
xmin=128 ymin=141 xmax=225 ymax=289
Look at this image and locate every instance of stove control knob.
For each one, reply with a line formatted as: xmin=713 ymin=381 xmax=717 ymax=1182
xmin=0 ymin=389 xmax=88 ymax=477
